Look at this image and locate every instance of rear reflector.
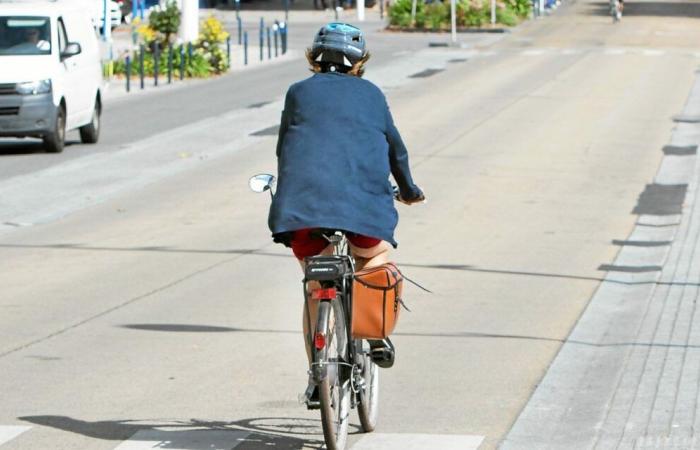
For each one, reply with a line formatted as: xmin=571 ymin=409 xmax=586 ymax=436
xmin=311 ymin=288 xmax=337 ymax=300
xmin=314 ymin=332 xmax=326 ymax=350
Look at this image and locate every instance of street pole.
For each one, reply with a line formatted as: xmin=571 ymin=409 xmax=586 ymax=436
xmin=450 ymin=0 xmax=456 ymax=44
xmin=357 ymin=0 xmax=365 ymax=21
xmin=491 ymin=0 xmax=496 ymax=24
xmin=179 ymin=0 xmax=199 ymax=43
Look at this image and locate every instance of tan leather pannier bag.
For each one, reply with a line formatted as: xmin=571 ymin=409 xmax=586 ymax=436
xmin=351 ymin=263 xmax=403 ymax=339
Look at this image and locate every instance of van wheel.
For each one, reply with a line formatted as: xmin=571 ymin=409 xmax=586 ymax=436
xmin=43 ymin=105 xmax=66 ymax=153
xmin=79 ymin=98 xmax=101 ymax=144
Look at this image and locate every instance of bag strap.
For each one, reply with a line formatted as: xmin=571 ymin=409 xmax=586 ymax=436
xmin=401 ymin=272 xmax=433 ymax=294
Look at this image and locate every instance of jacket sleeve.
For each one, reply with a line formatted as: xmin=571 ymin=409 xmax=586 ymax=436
xmin=276 ymin=88 xmax=294 ymax=157
xmin=385 ymin=103 xmax=422 ymax=200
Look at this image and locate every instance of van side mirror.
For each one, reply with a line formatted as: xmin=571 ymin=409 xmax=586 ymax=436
xmin=61 ymin=42 xmax=81 ymax=60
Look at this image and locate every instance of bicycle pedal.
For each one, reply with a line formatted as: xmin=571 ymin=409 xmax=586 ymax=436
xmin=299 ymin=384 xmax=321 ymax=410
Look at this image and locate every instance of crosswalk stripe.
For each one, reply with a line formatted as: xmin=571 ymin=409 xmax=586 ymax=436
xmin=113 ymin=429 xmax=251 ymax=450
xmin=351 ymin=433 xmax=484 ymax=449
xmin=0 ymin=426 xmax=31 ymax=447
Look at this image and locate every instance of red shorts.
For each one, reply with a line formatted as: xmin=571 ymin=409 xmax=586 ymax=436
xmin=291 ymin=228 xmax=382 ymax=259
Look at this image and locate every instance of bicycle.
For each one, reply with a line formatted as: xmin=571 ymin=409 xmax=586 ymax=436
xmin=249 ymin=174 xmax=382 ymax=450
xmin=303 ymin=232 xmax=380 ymax=450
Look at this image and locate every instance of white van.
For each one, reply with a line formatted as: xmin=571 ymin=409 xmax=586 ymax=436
xmin=0 ymin=1 xmax=103 ymax=153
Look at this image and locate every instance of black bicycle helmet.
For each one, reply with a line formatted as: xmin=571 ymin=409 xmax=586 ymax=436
xmin=310 ymin=22 xmax=366 ymax=68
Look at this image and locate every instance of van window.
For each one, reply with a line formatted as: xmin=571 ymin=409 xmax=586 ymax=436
xmin=0 ymin=16 xmax=52 ymax=56
xmin=57 ymin=18 xmax=68 ymax=54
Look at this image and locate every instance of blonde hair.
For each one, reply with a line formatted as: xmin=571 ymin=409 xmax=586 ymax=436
xmin=305 ymin=49 xmax=371 ymax=78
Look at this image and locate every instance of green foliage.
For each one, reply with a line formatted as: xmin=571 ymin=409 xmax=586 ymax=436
xmin=424 ymin=2 xmax=449 ymax=30
xmin=389 ymin=0 xmax=424 ymax=27
xmin=504 ymin=0 xmax=531 ymax=17
xmin=148 ymin=1 xmax=181 ymax=45
xmin=113 ymin=46 xmax=212 ymax=78
xmin=197 ymin=16 xmax=229 ymax=74
xmin=390 ymin=0 xmax=524 ymax=28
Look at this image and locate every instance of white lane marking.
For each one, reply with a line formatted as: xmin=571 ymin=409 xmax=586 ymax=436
xmin=351 ymin=433 xmax=484 ymax=449
xmin=113 ymin=429 xmax=250 ymax=450
xmin=643 ymin=49 xmax=665 ymax=56
xmin=561 ymin=49 xmax=582 ymax=55
xmin=0 ymin=426 xmax=31 ymax=446
xmin=604 ymin=48 xmax=626 ymax=55
xmin=521 ymin=49 xmax=546 ymax=56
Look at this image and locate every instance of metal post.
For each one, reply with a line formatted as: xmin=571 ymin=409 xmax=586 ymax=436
xmin=102 ymin=0 xmax=111 ymax=41
xmin=187 ymin=42 xmax=193 ymax=62
xmin=167 ymin=44 xmax=173 ymax=83
xmin=235 ymin=0 xmax=240 ymax=18
xmin=125 ymin=55 xmax=131 ymax=92
xmin=491 ymin=0 xmax=496 ymax=24
xmin=237 ymin=16 xmax=242 ymax=45
xmin=227 ymin=36 xmax=231 ymax=68
xmin=153 ymin=42 xmax=159 ymax=86
xmin=179 ymin=44 xmax=185 ymax=80
xmin=267 ymin=27 xmax=271 ymax=60
xmin=280 ymin=22 xmax=287 ymax=54
xmin=284 ymin=0 xmax=289 ymax=21
xmin=357 ymin=0 xmax=365 ymax=21
xmin=259 ymin=18 xmax=264 ymax=62
xmin=334 ymin=0 xmax=339 ymax=20
xmin=139 ymin=44 xmax=144 ymax=89
xmin=244 ymin=31 xmax=248 ymax=65
xmin=450 ymin=0 xmax=457 ymax=44
xmin=274 ymin=26 xmax=278 ymax=57
xmin=380 ymin=0 xmax=384 ymax=19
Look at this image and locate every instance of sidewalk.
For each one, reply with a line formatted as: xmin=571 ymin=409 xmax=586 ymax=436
xmin=501 ymin=72 xmax=700 ymax=449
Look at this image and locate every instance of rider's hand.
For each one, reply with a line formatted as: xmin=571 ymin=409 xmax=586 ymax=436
xmin=397 ymin=187 xmax=426 ymax=205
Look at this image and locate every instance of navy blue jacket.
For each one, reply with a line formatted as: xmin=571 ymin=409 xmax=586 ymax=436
xmin=268 ymin=72 xmax=421 ymax=247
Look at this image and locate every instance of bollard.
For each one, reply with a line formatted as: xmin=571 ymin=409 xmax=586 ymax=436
xmin=125 ymin=55 xmax=131 ymax=92
xmin=334 ymin=0 xmax=339 ymax=20
xmin=139 ymin=44 xmax=145 ymax=89
xmin=187 ymin=42 xmax=193 ymax=62
xmin=237 ymin=16 xmax=242 ymax=45
xmin=179 ymin=44 xmax=185 ymax=80
xmin=167 ymin=44 xmax=173 ymax=83
xmin=281 ymin=23 xmax=287 ymax=54
xmin=259 ymin=18 xmax=264 ymax=62
xmin=227 ymin=36 xmax=231 ymax=68
xmin=267 ymin=27 xmax=271 ymax=60
xmin=284 ymin=0 xmax=289 ymax=21
xmin=274 ymin=26 xmax=278 ymax=57
xmin=380 ymin=0 xmax=384 ymax=19
xmin=244 ymin=31 xmax=248 ymax=65
xmin=235 ymin=0 xmax=240 ymax=18
xmin=153 ymin=42 xmax=159 ymax=86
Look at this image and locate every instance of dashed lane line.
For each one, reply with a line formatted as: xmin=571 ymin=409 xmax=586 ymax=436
xmin=112 ymin=429 xmax=251 ymax=450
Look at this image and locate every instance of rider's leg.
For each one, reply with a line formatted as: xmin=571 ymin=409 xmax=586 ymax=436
xmin=350 ymin=241 xmax=391 ymax=271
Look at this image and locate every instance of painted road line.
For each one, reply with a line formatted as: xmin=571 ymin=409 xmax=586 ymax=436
xmin=113 ymin=429 xmax=250 ymax=450
xmin=521 ymin=49 xmax=546 ymax=56
xmin=604 ymin=48 xmax=626 ymax=55
xmin=643 ymin=49 xmax=665 ymax=56
xmin=0 ymin=426 xmax=31 ymax=446
xmin=351 ymin=433 xmax=484 ymax=449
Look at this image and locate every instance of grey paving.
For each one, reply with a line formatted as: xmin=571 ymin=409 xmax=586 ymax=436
xmin=501 ymin=72 xmax=700 ymax=449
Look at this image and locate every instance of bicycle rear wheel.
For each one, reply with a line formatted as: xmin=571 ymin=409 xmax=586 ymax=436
xmin=357 ymin=347 xmax=379 ymax=432
xmin=317 ymin=300 xmax=350 ymax=450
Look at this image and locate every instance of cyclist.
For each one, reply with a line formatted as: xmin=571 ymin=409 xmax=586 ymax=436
xmin=268 ymin=23 xmax=424 ymax=405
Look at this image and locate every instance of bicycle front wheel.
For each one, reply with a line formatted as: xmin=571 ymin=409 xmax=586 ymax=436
xmin=317 ymin=300 xmax=350 ymax=450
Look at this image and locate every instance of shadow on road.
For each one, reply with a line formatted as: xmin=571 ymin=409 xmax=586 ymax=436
xmin=0 ymin=139 xmax=80 ymax=156
xmin=587 ymin=1 xmax=700 ymax=18
xmin=18 ymin=415 xmax=328 ymax=449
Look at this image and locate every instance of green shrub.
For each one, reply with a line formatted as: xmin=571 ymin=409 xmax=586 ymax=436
xmin=504 ymin=0 xmax=531 ymax=17
xmin=113 ymin=46 xmax=212 ymax=78
xmin=424 ymin=2 xmax=449 ymax=30
xmin=496 ymin=5 xmax=518 ymax=25
xmin=457 ymin=0 xmax=490 ymax=27
xmin=149 ymin=1 xmax=181 ymax=46
xmin=389 ymin=0 xmax=425 ymax=27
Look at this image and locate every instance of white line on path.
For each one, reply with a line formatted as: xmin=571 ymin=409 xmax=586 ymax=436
xmin=351 ymin=433 xmax=484 ymax=450
xmin=113 ymin=429 xmax=251 ymax=450
xmin=521 ymin=49 xmax=546 ymax=56
xmin=0 ymin=426 xmax=31 ymax=447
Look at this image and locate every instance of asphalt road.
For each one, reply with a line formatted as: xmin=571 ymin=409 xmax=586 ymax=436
xmin=1 ymin=1 xmax=700 ymax=449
